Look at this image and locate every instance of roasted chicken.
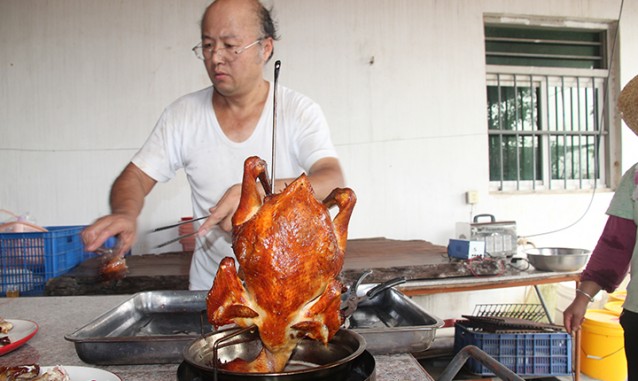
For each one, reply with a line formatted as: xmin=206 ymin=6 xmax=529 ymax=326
xmin=206 ymin=156 xmax=356 ymax=372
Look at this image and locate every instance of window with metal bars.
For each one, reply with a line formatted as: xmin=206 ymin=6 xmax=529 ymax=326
xmin=485 ymin=22 xmax=612 ymax=191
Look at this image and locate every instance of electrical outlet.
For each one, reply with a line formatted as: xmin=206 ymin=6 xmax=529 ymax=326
xmin=466 ymin=190 xmax=479 ymax=205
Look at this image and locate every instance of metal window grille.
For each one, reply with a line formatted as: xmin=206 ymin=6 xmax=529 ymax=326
xmin=487 ymin=70 xmax=608 ymax=191
xmin=485 ymin=23 xmax=610 ymax=192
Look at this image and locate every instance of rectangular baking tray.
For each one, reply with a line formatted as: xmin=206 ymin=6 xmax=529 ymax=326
xmin=65 ymin=290 xmax=211 ymax=364
xmin=349 ymin=284 xmax=443 ymax=354
xmin=65 ymin=288 xmax=442 ymax=364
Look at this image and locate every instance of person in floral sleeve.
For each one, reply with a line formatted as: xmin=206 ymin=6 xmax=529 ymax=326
xmin=564 ymin=74 xmax=638 ymax=381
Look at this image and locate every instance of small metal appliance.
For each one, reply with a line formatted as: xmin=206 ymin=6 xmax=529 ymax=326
xmin=455 ymin=214 xmax=517 ymax=258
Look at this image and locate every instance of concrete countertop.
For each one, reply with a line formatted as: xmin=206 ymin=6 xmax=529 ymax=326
xmin=0 ymin=295 xmax=433 ymax=380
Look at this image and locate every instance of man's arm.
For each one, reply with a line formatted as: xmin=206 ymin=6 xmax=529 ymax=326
xmin=109 ymin=163 xmax=157 ymax=218
xmin=302 ymin=157 xmax=345 ymax=200
xmin=199 ymin=157 xmax=345 ymax=234
xmin=82 ymin=162 xmax=157 ymax=255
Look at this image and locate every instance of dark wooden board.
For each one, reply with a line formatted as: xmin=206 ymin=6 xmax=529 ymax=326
xmin=45 ymin=252 xmax=191 ymax=296
xmin=45 ymin=238 xmax=506 ymax=295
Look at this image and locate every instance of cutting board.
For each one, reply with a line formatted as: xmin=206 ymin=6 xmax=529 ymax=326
xmin=344 ymin=237 xmax=448 ymax=269
xmin=341 ymin=237 xmax=505 ymax=284
xmin=45 ymin=237 xmax=505 ymax=295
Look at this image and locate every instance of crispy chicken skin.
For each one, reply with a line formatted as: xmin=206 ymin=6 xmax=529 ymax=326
xmin=206 ymin=156 xmax=356 ymax=372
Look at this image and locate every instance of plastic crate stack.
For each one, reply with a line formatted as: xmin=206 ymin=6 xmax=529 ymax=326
xmin=454 ymin=303 xmax=572 ymax=377
xmin=0 ymin=226 xmax=95 ymax=296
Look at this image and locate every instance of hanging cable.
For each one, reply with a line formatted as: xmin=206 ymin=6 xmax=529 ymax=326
xmin=523 ymin=0 xmax=625 ymax=239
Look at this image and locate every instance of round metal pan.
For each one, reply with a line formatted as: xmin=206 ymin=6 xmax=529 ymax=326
xmin=177 ymin=350 xmax=376 ymax=381
xmin=182 ymin=327 xmax=366 ymax=381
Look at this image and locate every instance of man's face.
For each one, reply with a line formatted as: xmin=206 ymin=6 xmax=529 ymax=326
xmin=200 ymin=0 xmax=272 ymax=97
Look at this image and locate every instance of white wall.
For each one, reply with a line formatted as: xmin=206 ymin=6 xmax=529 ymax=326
xmin=1 ymin=0 xmax=637 ymax=257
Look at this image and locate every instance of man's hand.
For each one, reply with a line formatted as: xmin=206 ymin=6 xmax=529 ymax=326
xmin=197 ymin=157 xmax=345 ymax=235
xmin=82 ymin=162 xmax=156 ymax=258
xmin=199 ymin=184 xmax=243 ymax=234
xmin=82 ymin=213 xmax=137 ymax=258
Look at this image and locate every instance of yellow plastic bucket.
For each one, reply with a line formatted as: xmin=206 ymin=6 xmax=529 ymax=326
xmin=581 ymin=309 xmax=626 ymax=381
xmin=608 ymin=289 xmax=627 ymax=302
xmin=604 ymin=300 xmax=624 ymax=315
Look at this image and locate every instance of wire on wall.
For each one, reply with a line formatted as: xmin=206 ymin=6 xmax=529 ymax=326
xmin=522 ymin=0 xmax=625 ymax=239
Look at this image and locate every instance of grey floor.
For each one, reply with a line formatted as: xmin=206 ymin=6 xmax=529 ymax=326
xmin=556 ymin=375 xmax=603 ymax=381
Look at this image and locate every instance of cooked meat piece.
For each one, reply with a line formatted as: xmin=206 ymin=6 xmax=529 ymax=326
xmin=99 ymin=255 xmax=128 ymax=281
xmin=0 ymin=318 xmax=13 ymax=334
xmin=32 ymin=366 xmax=70 ymax=381
xmin=0 ymin=365 xmax=40 ymax=380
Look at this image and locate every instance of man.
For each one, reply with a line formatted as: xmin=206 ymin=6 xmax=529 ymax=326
xmin=82 ymin=0 xmax=345 ymax=290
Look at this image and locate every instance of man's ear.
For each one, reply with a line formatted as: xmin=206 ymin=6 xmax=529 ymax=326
xmin=261 ymin=37 xmax=274 ymax=62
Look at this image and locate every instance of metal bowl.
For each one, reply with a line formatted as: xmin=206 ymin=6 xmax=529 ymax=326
xmin=183 ymin=327 xmax=366 ymax=381
xmin=525 ymin=247 xmax=591 ymax=272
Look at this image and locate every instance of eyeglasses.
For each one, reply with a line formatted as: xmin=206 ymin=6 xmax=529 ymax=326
xmin=192 ymin=38 xmax=263 ymax=62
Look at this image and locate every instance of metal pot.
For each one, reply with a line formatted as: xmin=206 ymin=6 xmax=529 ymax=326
xmin=525 ymin=247 xmax=591 ymax=272
xmin=183 ymin=327 xmax=366 ymax=381
xmin=177 ymin=351 xmax=376 ymax=381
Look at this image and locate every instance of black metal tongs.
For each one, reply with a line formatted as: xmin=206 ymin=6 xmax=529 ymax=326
xmin=152 ymin=216 xmax=208 ymax=249
xmin=340 ymin=271 xmax=407 ymax=324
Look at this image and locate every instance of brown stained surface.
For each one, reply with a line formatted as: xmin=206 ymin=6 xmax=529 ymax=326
xmin=45 ymin=238 xmax=505 ymax=295
xmin=45 ymin=252 xmax=191 ymax=295
xmin=343 ymin=237 xmax=448 ymax=269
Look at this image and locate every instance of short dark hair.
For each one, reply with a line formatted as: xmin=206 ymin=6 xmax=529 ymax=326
xmin=257 ymin=2 xmax=279 ymax=60
xmin=258 ymin=3 xmax=279 ymax=41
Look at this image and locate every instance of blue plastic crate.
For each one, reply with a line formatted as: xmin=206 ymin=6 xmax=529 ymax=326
xmin=0 ymin=225 xmax=95 ymax=296
xmin=454 ymin=322 xmax=572 ymax=376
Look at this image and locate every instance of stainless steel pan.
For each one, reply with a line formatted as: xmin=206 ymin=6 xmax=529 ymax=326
xmin=182 ymin=327 xmax=366 ymax=381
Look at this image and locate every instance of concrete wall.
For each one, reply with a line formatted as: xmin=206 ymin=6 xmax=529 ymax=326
xmin=2 ymin=0 xmax=637 ymax=260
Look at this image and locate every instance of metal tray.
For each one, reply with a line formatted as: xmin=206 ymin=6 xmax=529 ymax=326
xmin=65 ymin=290 xmax=211 ymax=364
xmin=65 ymin=288 xmax=442 ymax=364
xmin=349 ymin=284 xmax=443 ymax=354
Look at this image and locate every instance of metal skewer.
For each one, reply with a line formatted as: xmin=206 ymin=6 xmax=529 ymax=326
xmin=154 ymin=231 xmax=198 ymax=249
xmin=155 ymin=61 xmax=282 ymax=248
xmin=270 ymin=60 xmax=281 ymax=195
xmin=151 ymin=215 xmax=209 ymax=232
